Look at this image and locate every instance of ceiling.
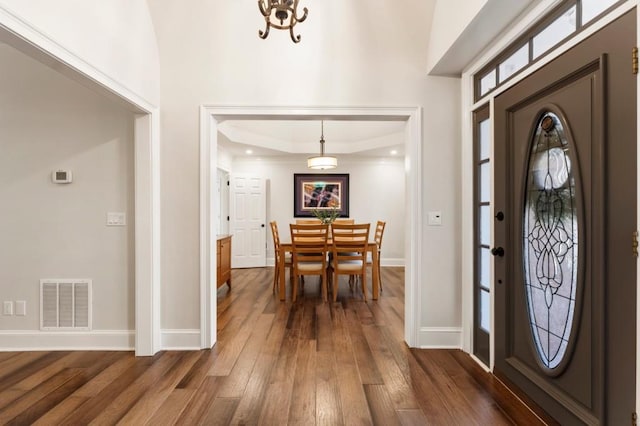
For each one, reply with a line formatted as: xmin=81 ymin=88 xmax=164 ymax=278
xmin=217 ymin=119 xmax=406 ymax=160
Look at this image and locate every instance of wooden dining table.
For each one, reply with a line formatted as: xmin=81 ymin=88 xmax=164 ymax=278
xmin=277 ymin=240 xmax=379 ymax=301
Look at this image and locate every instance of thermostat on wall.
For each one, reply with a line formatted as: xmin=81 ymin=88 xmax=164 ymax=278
xmin=52 ymin=170 xmax=72 ymax=184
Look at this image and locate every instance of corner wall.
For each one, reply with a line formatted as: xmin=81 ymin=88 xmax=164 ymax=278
xmin=0 ymin=45 xmax=135 ymax=349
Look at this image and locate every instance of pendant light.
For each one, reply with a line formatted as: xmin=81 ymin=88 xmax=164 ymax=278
xmin=307 ymin=120 xmax=337 ymax=170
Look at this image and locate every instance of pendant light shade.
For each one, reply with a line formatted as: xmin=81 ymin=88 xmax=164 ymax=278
xmin=307 ymin=121 xmax=337 ymax=170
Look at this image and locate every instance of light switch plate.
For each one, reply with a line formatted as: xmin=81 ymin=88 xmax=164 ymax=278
xmin=107 ymin=212 xmax=126 ymax=226
xmin=15 ymin=300 xmax=26 ymax=316
xmin=3 ymin=301 xmax=13 ymax=316
xmin=428 ymin=211 xmax=442 ymax=226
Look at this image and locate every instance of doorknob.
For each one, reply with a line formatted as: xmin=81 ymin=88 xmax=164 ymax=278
xmin=491 ymin=247 xmax=505 ymax=257
xmin=495 ymin=211 xmax=504 ymax=221
xmin=261 ymin=224 xmax=265 ymax=228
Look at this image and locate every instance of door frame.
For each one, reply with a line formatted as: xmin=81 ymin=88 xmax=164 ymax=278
xmin=460 ymin=0 xmax=639 ymax=406
xmin=199 ymin=106 xmax=422 ymax=349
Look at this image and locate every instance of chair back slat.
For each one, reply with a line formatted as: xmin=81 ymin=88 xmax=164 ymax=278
xmin=374 ymin=221 xmax=386 ymax=248
xmin=290 ymin=224 xmax=330 ymax=264
xmin=331 ymin=223 xmax=370 ymax=263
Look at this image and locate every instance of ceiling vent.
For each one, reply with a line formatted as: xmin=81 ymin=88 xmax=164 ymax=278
xmin=40 ymin=279 xmax=92 ymax=330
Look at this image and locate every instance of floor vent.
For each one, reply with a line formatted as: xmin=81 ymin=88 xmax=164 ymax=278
xmin=40 ymin=279 xmax=92 ymax=330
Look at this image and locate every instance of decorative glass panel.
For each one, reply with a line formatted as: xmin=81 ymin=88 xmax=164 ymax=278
xmin=499 ymin=44 xmax=528 ymax=83
xmin=480 ymin=289 xmax=490 ymax=332
xmin=582 ymin=0 xmax=618 ymax=25
xmin=479 ymin=205 xmax=490 ymax=246
xmin=479 ymin=119 xmax=490 ymax=159
xmin=523 ymin=112 xmax=579 ymax=371
xmin=532 ymin=6 xmax=577 ymax=59
xmin=480 ymin=247 xmax=490 ymax=287
xmin=480 ymin=69 xmax=497 ymax=96
xmin=479 ymin=162 xmax=490 ymax=202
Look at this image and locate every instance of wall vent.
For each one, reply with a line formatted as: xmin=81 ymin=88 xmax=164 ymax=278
xmin=40 ymin=279 xmax=92 ymax=330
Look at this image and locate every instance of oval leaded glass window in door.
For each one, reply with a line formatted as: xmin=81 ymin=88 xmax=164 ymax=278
xmin=523 ymin=111 xmax=580 ymax=374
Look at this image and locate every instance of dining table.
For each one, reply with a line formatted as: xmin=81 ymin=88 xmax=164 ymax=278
xmin=277 ymin=239 xmax=379 ymax=301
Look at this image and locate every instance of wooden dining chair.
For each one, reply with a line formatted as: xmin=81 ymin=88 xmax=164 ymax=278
xmin=295 ymin=218 xmax=322 ymax=225
xmin=290 ymin=223 xmax=330 ymax=302
xmin=270 ymin=221 xmax=292 ymax=294
xmin=367 ymin=221 xmax=386 ymax=291
xmin=329 ymin=223 xmax=370 ymax=302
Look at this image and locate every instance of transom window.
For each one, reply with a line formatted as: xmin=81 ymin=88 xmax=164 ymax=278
xmin=474 ymin=0 xmax=625 ymax=101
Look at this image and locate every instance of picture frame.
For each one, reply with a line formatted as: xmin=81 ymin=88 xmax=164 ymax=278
xmin=293 ymin=173 xmax=349 ymax=217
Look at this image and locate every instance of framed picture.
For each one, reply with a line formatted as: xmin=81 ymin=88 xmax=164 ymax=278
xmin=293 ymin=173 xmax=349 ymax=217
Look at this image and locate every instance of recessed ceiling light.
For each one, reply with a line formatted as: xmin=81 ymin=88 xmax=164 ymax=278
xmin=245 ymin=149 xmax=253 ymax=155
xmin=390 ymin=150 xmax=398 ymax=155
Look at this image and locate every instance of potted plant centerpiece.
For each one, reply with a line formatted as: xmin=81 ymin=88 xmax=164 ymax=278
xmin=311 ymin=206 xmax=340 ymax=224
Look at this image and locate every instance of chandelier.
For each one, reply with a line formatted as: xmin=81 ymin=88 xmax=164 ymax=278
xmin=258 ymin=0 xmax=308 ymax=43
xmin=307 ymin=121 xmax=337 ymax=170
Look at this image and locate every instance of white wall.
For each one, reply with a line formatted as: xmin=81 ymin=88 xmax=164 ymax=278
xmin=0 ymin=45 xmax=135 ymax=332
xmin=0 ymin=0 xmax=160 ymax=107
xmin=149 ymin=0 xmax=463 ymax=343
xmin=427 ymin=0 xmax=487 ymax=72
xmin=230 ymin=157 xmax=405 ymax=265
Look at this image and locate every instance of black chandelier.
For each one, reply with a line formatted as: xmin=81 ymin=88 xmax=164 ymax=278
xmin=258 ymin=0 xmax=308 ymax=43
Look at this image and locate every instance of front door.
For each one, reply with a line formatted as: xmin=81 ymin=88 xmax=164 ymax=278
xmin=494 ymin=10 xmax=636 ymax=425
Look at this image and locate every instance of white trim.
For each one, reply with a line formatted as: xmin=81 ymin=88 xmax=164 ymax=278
xmin=0 ymin=330 xmax=134 ymax=351
xmin=0 ymin=6 xmax=156 ymax=111
xmin=161 ymin=329 xmax=201 ymax=351
xmin=200 ymin=105 xmax=422 ymax=349
xmin=470 ymin=353 xmax=491 ymax=372
xmin=418 ymin=327 xmax=463 ymax=348
xmin=0 ymin=9 xmax=162 ymax=356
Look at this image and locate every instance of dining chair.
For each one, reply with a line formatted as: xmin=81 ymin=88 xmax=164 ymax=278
xmin=290 ymin=223 xmax=330 ymax=302
xmin=270 ymin=221 xmax=292 ymax=294
xmin=329 ymin=223 xmax=370 ymax=302
xmin=367 ymin=221 xmax=386 ymax=291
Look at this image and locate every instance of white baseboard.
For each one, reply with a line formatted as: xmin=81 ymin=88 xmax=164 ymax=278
xmin=161 ymin=329 xmax=201 ymax=350
xmin=0 ymin=330 xmax=134 ymax=351
xmin=418 ymin=327 xmax=462 ymax=348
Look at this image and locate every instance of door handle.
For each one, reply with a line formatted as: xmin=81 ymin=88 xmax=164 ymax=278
xmin=491 ymin=247 xmax=505 ymax=257
xmin=261 ymin=224 xmax=265 ymax=228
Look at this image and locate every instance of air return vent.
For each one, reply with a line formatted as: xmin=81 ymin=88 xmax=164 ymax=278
xmin=40 ymin=279 xmax=92 ymax=330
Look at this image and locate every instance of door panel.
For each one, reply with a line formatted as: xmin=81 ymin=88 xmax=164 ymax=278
xmin=229 ymin=174 xmax=266 ymax=268
xmin=494 ymin=10 xmax=635 ymax=425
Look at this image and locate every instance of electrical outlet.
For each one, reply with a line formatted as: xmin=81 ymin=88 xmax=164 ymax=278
xmin=3 ymin=301 xmax=13 ymax=316
xmin=15 ymin=301 xmax=26 ymax=316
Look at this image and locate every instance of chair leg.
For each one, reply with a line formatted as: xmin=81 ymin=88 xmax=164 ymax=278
xmin=272 ymin=264 xmax=279 ymax=294
xmin=333 ymin=271 xmax=339 ymax=302
xmin=378 ymin=253 xmax=383 ymax=292
xmin=292 ymin=274 xmax=298 ymax=302
xmin=321 ymin=272 xmax=327 ymax=302
xmin=361 ymin=271 xmax=368 ymax=302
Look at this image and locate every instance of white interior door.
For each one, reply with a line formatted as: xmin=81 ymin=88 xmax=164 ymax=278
xmin=229 ymin=174 xmax=266 ymax=268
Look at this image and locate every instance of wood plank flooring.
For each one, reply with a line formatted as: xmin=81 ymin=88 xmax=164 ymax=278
xmin=0 ymin=267 xmax=553 ymax=425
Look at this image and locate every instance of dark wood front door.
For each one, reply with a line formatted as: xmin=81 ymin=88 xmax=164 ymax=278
xmin=494 ymin=10 xmax=636 ymax=425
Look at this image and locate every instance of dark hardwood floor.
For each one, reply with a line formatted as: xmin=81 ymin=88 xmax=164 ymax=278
xmin=0 ymin=267 xmax=552 ymax=425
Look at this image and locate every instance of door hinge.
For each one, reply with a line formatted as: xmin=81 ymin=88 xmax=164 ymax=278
xmin=633 ymin=231 xmax=639 ymax=257
xmin=632 ymin=411 xmax=637 ymax=426
xmin=633 ymin=47 xmax=638 ymax=75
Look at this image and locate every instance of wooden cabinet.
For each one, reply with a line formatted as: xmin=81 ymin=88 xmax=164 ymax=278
xmin=217 ymin=235 xmax=232 ymax=289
